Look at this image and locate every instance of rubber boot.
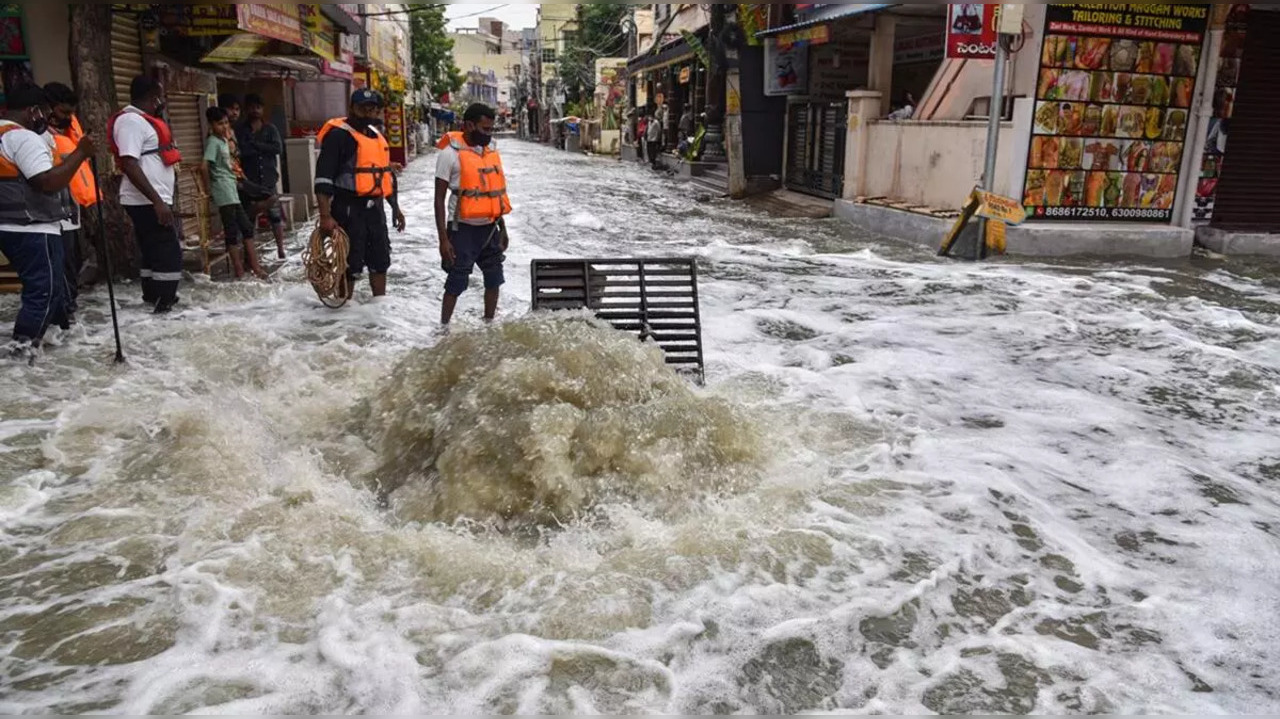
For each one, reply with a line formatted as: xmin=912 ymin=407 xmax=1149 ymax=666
xmin=370 ymin=272 xmax=387 ymax=297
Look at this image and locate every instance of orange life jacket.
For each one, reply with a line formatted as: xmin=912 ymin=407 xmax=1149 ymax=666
xmin=51 ymin=122 xmax=98 ymax=207
xmin=324 ymin=119 xmax=394 ymax=198
xmin=107 ymin=107 xmax=182 ymax=166
xmin=441 ymin=131 xmax=511 ymax=222
xmin=0 ymin=123 xmax=74 ymax=225
xmin=315 ymin=117 xmax=347 ymax=145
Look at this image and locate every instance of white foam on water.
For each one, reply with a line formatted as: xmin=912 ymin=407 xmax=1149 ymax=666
xmin=0 ymin=146 xmax=1279 ymax=713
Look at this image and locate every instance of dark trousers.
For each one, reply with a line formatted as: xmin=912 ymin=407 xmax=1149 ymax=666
xmin=0 ymin=230 xmax=67 ymax=344
xmin=648 ymin=140 xmax=663 ymax=168
xmin=61 ymin=228 xmax=81 ymax=316
xmin=443 ymin=222 xmax=504 ymax=296
xmin=125 ymin=205 xmax=182 ymax=309
xmin=336 ymin=199 xmax=391 ymax=281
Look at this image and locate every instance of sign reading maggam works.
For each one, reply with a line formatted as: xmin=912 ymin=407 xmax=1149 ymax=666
xmin=1022 ymin=4 xmax=1210 ymax=222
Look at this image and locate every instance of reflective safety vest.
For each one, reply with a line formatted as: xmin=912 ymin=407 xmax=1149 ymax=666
xmin=0 ymin=123 xmax=73 ymax=225
xmin=439 ymin=131 xmax=511 ymax=222
xmin=51 ymin=121 xmax=98 ymax=207
xmin=107 ymin=107 xmax=182 ymax=166
xmin=322 ymin=119 xmax=394 ymax=198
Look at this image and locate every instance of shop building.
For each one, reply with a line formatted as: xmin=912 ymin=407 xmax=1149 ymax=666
xmin=755 ymin=2 xmax=1257 ymax=259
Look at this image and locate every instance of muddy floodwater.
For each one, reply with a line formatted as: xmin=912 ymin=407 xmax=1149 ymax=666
xmin=2 ymin=141 xmax=1279 ymax=713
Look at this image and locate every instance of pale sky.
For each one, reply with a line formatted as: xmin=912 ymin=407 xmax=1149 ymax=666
xmin=445 ymin=2 xmax=542 ymax=32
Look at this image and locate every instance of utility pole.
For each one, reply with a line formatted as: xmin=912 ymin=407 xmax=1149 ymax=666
xmin=702 ymin=3 xmax=729 ymax=162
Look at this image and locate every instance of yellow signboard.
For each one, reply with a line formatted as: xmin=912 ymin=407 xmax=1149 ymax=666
xmin=202 ymin=33 xmax=269 ymax=64
xmin=975 ymin=189 xmax=1028 ymax=225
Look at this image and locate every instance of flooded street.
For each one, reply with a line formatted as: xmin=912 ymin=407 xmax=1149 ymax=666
xmin=2 ymin=139 xmax=1280 ymax=713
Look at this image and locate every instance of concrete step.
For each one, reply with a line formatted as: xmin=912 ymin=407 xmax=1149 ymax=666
xmin=693 ymin=174 xmax=729 ymax=198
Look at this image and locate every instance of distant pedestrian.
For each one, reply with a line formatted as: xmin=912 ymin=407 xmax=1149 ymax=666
xmin=646 ymin=107 xmax=664 ymax=170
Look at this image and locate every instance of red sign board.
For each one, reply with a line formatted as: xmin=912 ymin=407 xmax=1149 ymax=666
xmin=385 ymin=104 xmax=407 ymax=165
xmin=947 ymin=4 xmax=998 ymax=59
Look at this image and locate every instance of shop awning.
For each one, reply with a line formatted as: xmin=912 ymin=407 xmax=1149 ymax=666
xmin=321 ymin=4 xmax=365 ymax=36
xmin=626 ymin=27 xmax=708 ymax=74
xmin=756 ymin=4 xmax=893 ymax=40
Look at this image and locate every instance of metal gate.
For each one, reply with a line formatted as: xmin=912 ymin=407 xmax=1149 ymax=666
xmin=111 ymin=12 xmax=143 ymax=108
xmin=785 ymin=101 xmax=847 ymax=199
xmin=1211 ymin=9 xmax=1280 ymax=232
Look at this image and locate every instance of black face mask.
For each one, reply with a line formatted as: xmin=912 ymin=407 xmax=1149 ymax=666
xmin=49 ymin=115 xmax=71 ymax=131
xmin=469 ymin=130 xmax=492 ymax=148
xmin=28 ymin=118 xmax=48 ymax=135
xmin=152 ymin=102 xmax=166 ymax=117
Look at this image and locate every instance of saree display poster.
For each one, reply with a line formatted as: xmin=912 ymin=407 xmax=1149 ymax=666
xmin=1023 ymin=4 xmax=1210 ymax=222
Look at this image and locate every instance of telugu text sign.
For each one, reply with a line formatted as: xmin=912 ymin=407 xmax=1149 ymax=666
xmin=947 ymin=4 xmax=998 ymax=59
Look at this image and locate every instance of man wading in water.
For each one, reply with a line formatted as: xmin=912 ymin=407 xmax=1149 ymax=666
xmin=314 ymin=89 xmax=406 ymax=300
xmin=434 ymin=103 xmax=511 ymax=325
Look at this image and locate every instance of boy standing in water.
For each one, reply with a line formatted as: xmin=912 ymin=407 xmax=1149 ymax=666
xmin=202 ymin=107 xmax=266 ymax=280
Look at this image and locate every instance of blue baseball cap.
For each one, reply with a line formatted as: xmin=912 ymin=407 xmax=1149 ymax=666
xmin=350 ymin=88 xmax=384 ymax=107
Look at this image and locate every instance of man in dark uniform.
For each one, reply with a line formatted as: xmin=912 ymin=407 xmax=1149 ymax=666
xmin=314 ymin=89 xmax=406 ymax=299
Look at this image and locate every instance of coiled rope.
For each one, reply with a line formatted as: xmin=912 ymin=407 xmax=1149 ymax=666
xmin=303 ymin=225 xmax=350 ymax=309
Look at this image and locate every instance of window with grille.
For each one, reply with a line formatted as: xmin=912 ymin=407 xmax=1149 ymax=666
xmin=542 ymin=48 xmax=556 ymax=63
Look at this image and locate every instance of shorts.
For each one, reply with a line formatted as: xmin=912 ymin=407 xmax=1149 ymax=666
xmin=443 ymin=222 xmax=504 ymax=296
xmin=219 ymin=203 xmax=255 ymax=247
xmin=336 ymin=199 xmax=391 ymax=280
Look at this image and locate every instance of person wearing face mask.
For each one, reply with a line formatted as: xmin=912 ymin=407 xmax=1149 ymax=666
xmin=433 ymin=103 xmax=511 ymax=326
xmin=0 ymin=85 xmax=95 ymax=360
xmin=43 ymin=82 xmax=98 ymax=322
xmin=108 ymin=75 xmax=183 ymax=314
xmin=236 ymin=93 xmax=287 ymax=260
xmin=314 ymin=89 xmax=406 ymax=300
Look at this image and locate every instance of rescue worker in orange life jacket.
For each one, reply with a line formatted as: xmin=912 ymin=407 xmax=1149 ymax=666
xmin=0 ymin=85 xmax=95 ymax=360
xmin=314 ymin=88 xmax=406 ymax=300
xmin=44 ymin=82 xmax=98 ymax=322
xmin=434 ymin=103 xmax=511 ymax=326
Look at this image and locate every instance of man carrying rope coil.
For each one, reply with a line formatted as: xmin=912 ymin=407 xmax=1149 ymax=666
xmin=314 ymin=89 xmax=406 ymax=300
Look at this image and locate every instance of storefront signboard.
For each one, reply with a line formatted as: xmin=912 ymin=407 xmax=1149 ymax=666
xmin=201 ymin=33 xmax=269 ymax=64
xmin=300 ymin=5 xmax=338 ymax=61
xmin=947 ymin=4 xmax=998 ymax=59
xmin=1022 ymin=3 xmax=1210 ymax=223
xmin=153 ymin=5 xmax=238 ymax=37
xmin=385 ymin=103 xmax=407 ymax=165
xmin=764 ymin=37 xmax=809 ymax=96
xmin=237 ymin=3 xmax=303 ymax=48
xmin=975 ymin=190 xmax=1028 ymax=225
xmin=777 ymin=24 xmax=830 ymax=50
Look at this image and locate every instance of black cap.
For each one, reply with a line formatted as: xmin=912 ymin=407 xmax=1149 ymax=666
xmin=350 ymin=88 xmax=384 ymax=107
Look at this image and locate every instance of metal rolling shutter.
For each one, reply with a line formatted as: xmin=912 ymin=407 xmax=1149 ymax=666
xmin=111 ymin=12 xmax=143 ymax=107
xmin=1211 ymin=9 xmax=1280 ymax=232
xmin=167 ymin=93 xmax=205 ymax=242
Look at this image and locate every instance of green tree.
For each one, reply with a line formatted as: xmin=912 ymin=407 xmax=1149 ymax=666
xmin=411 ymin=5 xmax=464 ymax=100
xmin=559 ymin=3 xmax=630 ymax=105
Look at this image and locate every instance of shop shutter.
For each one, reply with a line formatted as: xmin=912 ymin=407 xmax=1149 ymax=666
xmin=111 ymin=12 xmax=143 ymax=107
xmin=1211 ymin=9 xmax=1280 ymax=232
xmin=785 ymin=103 xmax=810 ymax=193
xmin=167 ymin=93 xmax=205 ymax=243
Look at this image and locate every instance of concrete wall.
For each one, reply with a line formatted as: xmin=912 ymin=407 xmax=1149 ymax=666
xmin=861 ymin=120 xmax=1015 ymax=208
xmin=919 ymin=4 xmax=1045 ymax=121
xmin=25 ymin=3 xmax=71 ymax=86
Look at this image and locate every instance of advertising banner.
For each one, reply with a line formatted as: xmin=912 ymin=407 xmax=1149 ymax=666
xmin=237 ymin=4 xmax=303 ymax=48
xmin=947 ymin=4 xmax=998 ymax=59
xmin=1022 ymin=3 xmax=1210 ymax=223
xmin=153 ymin=5 xmax=238 ymax=37
xmin=384 ymin=103 xmax=406 ymax=165
xmin=764 ymin=37 xmax=808 ymax=96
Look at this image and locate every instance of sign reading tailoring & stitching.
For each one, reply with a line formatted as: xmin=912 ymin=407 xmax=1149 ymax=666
xmin=1022 ymin=3 xmax=1209 ymax=223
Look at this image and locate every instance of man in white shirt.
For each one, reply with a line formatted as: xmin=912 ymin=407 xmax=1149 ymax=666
xmin=0 ymin=86 xmax=94 ymax=360
xmin=111 ymin=75 xmax=181 ymax=313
